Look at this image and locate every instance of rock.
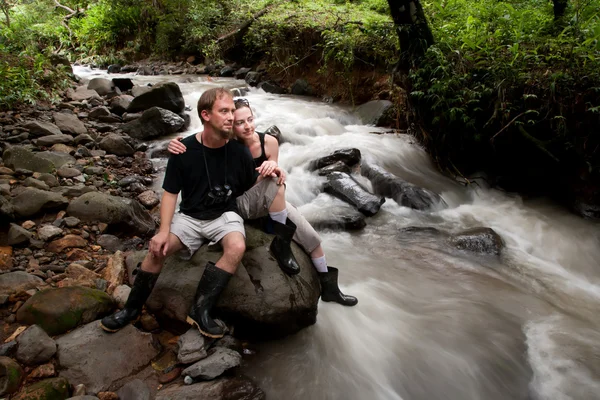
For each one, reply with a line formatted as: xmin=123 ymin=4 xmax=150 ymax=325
xmin=63 ymin=216 xmax=80 ymax=227
xmin=71 ymin=384 xmax=88 ymax=397
xmin=11 ymin=377 xmax=70 ymax=400
xmin=448 ymin=227 xmax=505 ymax=256
xmin=56 ymin=322 xmax=160 ymax=394
xmin=97 ymin=392 xmax=118 ymax=400
xmin=116 ymin=379 xmax=150 ymax=400
xmin=177 ymin=329 xmax=210 ymax=364
xmin=155 ymin=376 xmax=265 ymax=400
xmin=111 ymin=285 xmax=130 ymax=308
xmin=67 ymin=86 xmax=101 ymax=102
xmin=121 ymin=107 xmax=184 ymax=140
xmin=112 ymin=78 xmax=134 ymax=92
xmin=107 ymin=64 xmax=121 ymax=74
xmin=57 ymin=167 xmax=82 ymax=178
xmin=308 ymin=148 xmax=361 ymax=171
xmin=22 ymin=177 xmax=49 ymax=191
xmin=129 ymin=225 xmax=320 ymax=340
xmin=51 ymin=184 xmax=97 ymax=198
xmin=291 ymin=79 xmax=313 ymax=96
xmin=258 ymin=80 xmax=286 ymax=94
xmin=74 ymin=134 xmax=94 ymax=146
xmin=28 ymin=363 xmax=56 ymax=380
xmin=109 ymin=95 xmax=133 ymax=116
xmin=182 ymin=347 xmax=241 ymax=380
xmin=15 ymin=325 xmax=57 ymax=365
xmin=0 ymin=341 xmax=17 ymax=357
xmin=17 ymin=286 xmax=113 ymax=335
xmin=8 ymin=223 xmax=32 ymax=246
xmin=47 ymin=234 xmax=87 ymax=253
xmin=68 ymin=396 xmax=99 ymax=400
xmin=316 ymin=160 xmax=352 ymax=176
xmin=36 ymin=134 xmax=74 ymax=147
xmin=103 ymin=251 xmax=125 ymax=293
xmin=3 ymin=146 xmax=55 ymax=173
xmin=131 ymin=86 xmax=151 ymax=97
xmin=0 ymin=246 xmax=13 ymax=270
xmin=263 ymin=125 xmax=282 ymax=144
xmin=51 ymin=144 xmax=76 ymax=154
xmin=324 ymin=172 xmax=385 ymax=217
xmin=127 ymin=82 xmax=185 ymax=114
xmin=36 ymin=151 xmax=76 ymax=169
xmin=98 ymin=134 xmax=135 ymax=156
xmin=88 ymin=107 xmax=111 ymax=120
xmin=137 ymin=190 xmax=159 ymax=208
xmin=23 ymin=121 xmax=62 ymax=137
xmin=37 ymin=173 xmax=59 ymax=188
xmin=0 ymin=272 xmax=43 ymax=297
xmin=88 ymin=78 xmax=116 ymax=96
xmin=234 ymin=67 xmax=251 ymax=79
xmin=96 ymin=234 xmax=123 ymax=252
xmin=361 ymin=162 xmax=446 ymax=210
xmin=60 ymin=264 xmax=101 ymax=288
xmin=299 ymin=194 xmax=366 ymax=231
xmin=0 ymin=196 xmax=15 ymax=223
xmin=355 ymin=100 xmax=394 ymax=126
xmin=0 ymin=356 xmax=24 ymax=396
xmin=219 ymin=66 xmax=235 ymax=77
xmin=53 ymin=113 xmax=87 ymax=135
xmin=245 ymin=72 xmax=261 ymax=87
xmin=67 ymin=192 xmax=156 ymax=236
xmin=38 ymin=225 xmax=63 ymax=241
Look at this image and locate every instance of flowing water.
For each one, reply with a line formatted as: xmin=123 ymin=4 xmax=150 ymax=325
xmin=77 ymin=67 xmax=600 ymax=400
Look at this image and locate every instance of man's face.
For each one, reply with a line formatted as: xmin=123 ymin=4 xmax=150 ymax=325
xmin=202 ymin=96 xmax=235 ymax=139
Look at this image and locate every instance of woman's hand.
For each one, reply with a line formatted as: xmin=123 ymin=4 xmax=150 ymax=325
xmin=273 ymin=166 xmax=286 ymax=185
xmin=256 ymin=160 xmax=278 ymax=177
xmin=168 ymin=137 xmax=187 ymax=154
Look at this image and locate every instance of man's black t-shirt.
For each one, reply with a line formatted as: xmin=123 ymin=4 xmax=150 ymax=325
xmin=162 ymin=134 xmax=257 ymax=220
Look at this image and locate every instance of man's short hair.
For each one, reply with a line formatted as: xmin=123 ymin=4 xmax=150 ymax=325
xmin=197 ymin=88 xmax=233 ymax=125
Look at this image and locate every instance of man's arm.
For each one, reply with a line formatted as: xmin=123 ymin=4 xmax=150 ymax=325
xmin=158 ymin=191 xmax=178 ymax=233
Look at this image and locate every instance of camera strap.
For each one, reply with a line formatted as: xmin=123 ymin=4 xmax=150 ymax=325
xmin=200 ymin=133 xmax=227 ymax=191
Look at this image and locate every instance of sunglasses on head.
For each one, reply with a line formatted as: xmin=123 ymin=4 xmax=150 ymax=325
xmin=234 ymin=98 xmax=250 ymax=108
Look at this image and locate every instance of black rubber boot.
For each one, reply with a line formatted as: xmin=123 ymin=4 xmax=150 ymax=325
xmin=187 ymin=262 xmax=232 ymax=339
xmin=100 ymin=269 xmax=159 ymax=332
xmin=319 ymin=267 xmax=358 ymax=306
xmin=270 ymin=218 xmax=301 ymax=275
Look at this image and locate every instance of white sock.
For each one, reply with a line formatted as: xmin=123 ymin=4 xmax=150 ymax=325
xmin=269 ymin=209 xmax=288 ymax=225
xmin=311 ymin=256 xmax=328 ymax=273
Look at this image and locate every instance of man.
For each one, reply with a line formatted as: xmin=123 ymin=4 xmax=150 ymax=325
xmin=100 ymin=87 xmax=288 ymax=338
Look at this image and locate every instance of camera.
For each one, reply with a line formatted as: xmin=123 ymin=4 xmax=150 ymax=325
xmin=204 ymin=184 xmax=232 ymax=206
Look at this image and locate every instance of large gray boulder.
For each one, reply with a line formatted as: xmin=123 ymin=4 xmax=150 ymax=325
xmin=99 ymin=134 xmax=135 ymax=156
xmin=67 ymin=86 xmax=101 ymax=102
xmin=23 ymin=121 xmax=62 ymax=137
xmin=121 ymin=107 xmax=184 ymax=140
xmin=2 ymin=146 xmax=55 ymax=173
xmin=127 ymin=225 xmax=320 ymax=340
xmin=0 ymin=272 xmax=44 ymax=297
xmin=15 ymin=325 xmax=56 ymax=366
xmin=67 ymin=192 xmax=156 ymax=236
xmin=88 ymin=78 xmax=117 ymax=96
xmin=110 ymin=95 xmax=134 ymax=116
xmin=36 ymin=151 xmax=76 ymax=169
xmin=127 ymin=82 xmax=185 ymax=114
xmin=53 ymin=112 xmax=87 ymax=135
xmin=56 ymin=322 xmax=160 ymax=394
xmin=155 ymin=377 xmax=265 ymax=400
xmin=11 ymin=187 xmax=69 ymax=218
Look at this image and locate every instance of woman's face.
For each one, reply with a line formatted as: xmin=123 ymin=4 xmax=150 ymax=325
xmin=233 ymin=107 xmax=255 ymax=140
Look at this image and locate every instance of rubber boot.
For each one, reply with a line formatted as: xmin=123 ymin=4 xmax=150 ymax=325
xmin=187 ymin=262 xmax=232 ymax=338
xmin=270 ymin=218 xmax=301 ymax=275
xmin=319 ymin=267 xmax=358 ymax=306
xmin=100 ymin=269 xmax=159 ymax=332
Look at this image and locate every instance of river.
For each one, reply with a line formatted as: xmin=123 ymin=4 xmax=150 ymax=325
xmin=76 ymin=66 xmax=600 ymax=400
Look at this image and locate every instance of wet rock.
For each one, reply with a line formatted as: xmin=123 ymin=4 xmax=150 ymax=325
xmin=234 ymin=67 xmax=251 ymax=79
xmin=67 ymin=192 xmax=156 ymax=236
xmin=448 ymin=227 xmax=504 ymax=256
xmin=258 ymin=80 xmax=286 ymax=94
xmin=116 ymin=379 xmax=150 ymax=400
xmin=109 ymin=95 xmax=133 ymax=116
xmin=245 ymin=71 xmax=261 ymax=87
xmin=11 ymin=377 xmax=70 ymax=400
xmin=0 ymin=272 xmax=44 ymax=297
xmin=96 ymin=234 xmax=123 ymax=252
xmin=36 ymin=151 xmax=76 ymax=169
xmin=98 ymin=134 xmax=135 ymax=156
xmin=0 ymin=356 xmax=24 ymax=396
xmin=107 ymin=64 xmax=121 ymax=74
xmin=36 ymin=134 xmax=74 ymax=147
xmin=291 ymin=79 xmax=314 ymax=96
xmin=299 ymin=194 xmax=367 ymax=231
xmin=308 ymin=148 xmax=361 ymax=171
xmin=137 ymin=190 xmax=159 ymax=208
xmin=182 ymin=347 xmax=241 ymax=380
xmin=56 ymin=321 xmax=160 ymax=394
xmin=177 ymin=329 xmax=210 ymax=364
xmin=53 ymin=112 xmax=87 ymax=135
xmin=127 ymin=82 xmax=185 ymax=114
xmin=361 ymin=162 xmax=446 ymax=210
xmin=88 ymin=78 xmax=116 ymax=96
xmin=220 ymin=66 xmax=235 ymax=77
xmin=263 ymin=125 xmax=282 ymax=144
xmin=121 ymin=107 xmax=184 ymax=140
xmin=38 ymin=225 xmax=63 ymax=241
xmin=355 ymin=100 xmax=394 ymax=126
xmin=316 ymin=160 xmax=352 ymax=176
xmin=8 ymin=223 xmax=32 ymax=246
xmin=3 ymin=146 xmax=55 ymax=173
xmin=47 ymin=234 xmax=87 ymax=253
xmin=324 ymin=172 xmax=385 ymax=216
xmin=155 ymin=376 xmax=265 ymax=400
xmin=57 ymin=167 xmax=82 ymax=178
xmin=17 ymin=286 xmax=113 ymax=335
xmin=23 ymin=121 xmax=62 ymax=137
xmin=131 ymin=86 xmax=151 ymax=97
xmin=16 ymin=325 xmax=57 ymax=365
xmin=112 ymin=78 xmax=134 ymax=92
xmin=129 ymin=225 xmax=320 ymax=340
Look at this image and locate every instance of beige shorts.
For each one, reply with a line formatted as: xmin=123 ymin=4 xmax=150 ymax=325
xmin=237 ymin=177 xmax=322 ymax=254
xmin=170 ymin=211 xmax=244 ymax=259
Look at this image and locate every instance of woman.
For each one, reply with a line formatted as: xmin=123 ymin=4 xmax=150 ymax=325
xmin=168 ymin=97 xmax=357 ymax=306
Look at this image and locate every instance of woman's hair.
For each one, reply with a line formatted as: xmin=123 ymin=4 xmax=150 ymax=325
xmin=197 ymin=87 xmax=233 ymax=124
xmin=234 ymin=98 xmax=252 ymax=114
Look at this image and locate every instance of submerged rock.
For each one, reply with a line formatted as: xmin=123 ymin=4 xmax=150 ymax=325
xmin=324 ymin=171 xmax=385 ymax=216
xmin=448 ymin=227 xmax=504 ymax=256
xmin=308 ymin=148 xmax=361 ymax=172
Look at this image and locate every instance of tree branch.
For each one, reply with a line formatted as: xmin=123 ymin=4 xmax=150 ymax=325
xmin=216 ymin=3 xmax=276 ymax=44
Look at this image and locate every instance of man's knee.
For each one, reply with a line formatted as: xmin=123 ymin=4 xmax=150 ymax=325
xmin=223 ymin=234 xmax=246 ymax=258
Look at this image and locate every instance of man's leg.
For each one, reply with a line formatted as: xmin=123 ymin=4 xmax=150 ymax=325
xmin=188 ymin=216 xmax=246 ymax=338
xmin=101 ymin=233 xmax=184 ymax=332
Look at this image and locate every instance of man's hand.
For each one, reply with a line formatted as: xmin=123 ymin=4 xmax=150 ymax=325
xmin=149 ymin=230 xmax=171 ymax=257
xmin=256 ymin=160 xmax=277 ymax=178
xmin=168 ymin=137 xmax=187 ymax=154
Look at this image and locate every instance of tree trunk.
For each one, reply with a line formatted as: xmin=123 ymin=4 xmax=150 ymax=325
xmin=552 ymin=0 xmax=568 ymax=19
xmin=1 ymin=0 xmax=11 ymax=27
xmin=386 ymin=0 xmax=434 ymax=71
